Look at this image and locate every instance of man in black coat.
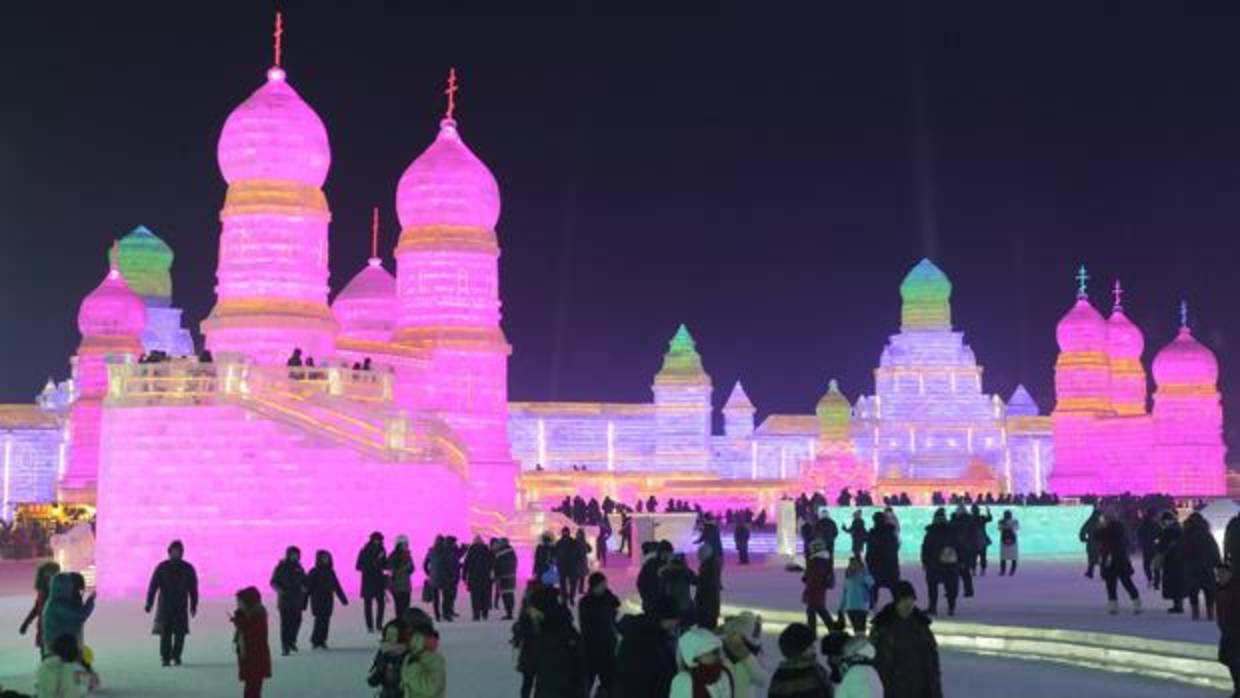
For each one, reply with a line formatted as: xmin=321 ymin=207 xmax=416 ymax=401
xmin=554 ymin=527 xmax=580 ymax=605
xmin=637 ymin=541 xmax=672 ymax=611
xmin=872 ymin=581 xmax=944 ymax=698
xmin=695 ymin=543 xmax=723 ymax=629
xmin=1137 ymin=509 xmax=1161 ymax=590
xmin=305 ymin=549 xmax=348 ymax=649
xmin=866 ymin=512 xmax=901 ymax=607
xmin=440 ymin=536 xmax=464 ymax=621
xmin=270 ymin=545 xmax=308 ymax=655
xmin=578 ymin=572 xmax=621 ymax=696
xmin=734 ymin=520 xmax=751 ymax=565
xmin=949 ymin=507 xmax=976 ymax=598
xmin=144 ymin=539 xmax=199 ymax=666
xmin=354 ymin=531 xmax=387 ymax=632
xmin=921 ymin=509 xmax=960 ymax=616
xmin=492 ymin=538 xmax=518 ymax=620
xmin=613 ymin=595 xmax=680 ymax=698
xmin=462 ymin=535 xmax=495 ymax=621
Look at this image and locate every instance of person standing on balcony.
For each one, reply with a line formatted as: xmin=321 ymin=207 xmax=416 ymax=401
xmin=144 ymin=540 xmax=198 ymax=666
xmin=355 ymin=532 xmax=388 ymax=633
xmin=269 ymin=546 xmax=307 ymax=656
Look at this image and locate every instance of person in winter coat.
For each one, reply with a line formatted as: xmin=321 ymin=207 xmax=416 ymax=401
xmin=613 ymin=595 xmax=681 ymax=698
xmin=553 ymin=528 xmax=581 ymax=605
xmin=400 ymin=614 xmax=447 ymax=698
xmin=36 ymin=632 xmax=94 ymax=698
xmin=420 ymin=537 xmax=445 ymax=621
xmin=920 ymin=509 xmax=959 ymax=616
xmin=578 ymin=572 xmax=620 ymax=696
xmin=846 ymin=511 xmax=868 ymax=557
xmin=493 ymin=538 xmax=519 ymax=620
xmin=998 ymin=511 xmax=1019 ymax=576
xmin=573 ymin=529 xmax=594 ymax=598
xmin=231 ymin=586 xmax=272 ymax=698
xmin=512 ymin=585 xmax=544 ymax=698
xmin=948 ymin=507 xmax=975 ymax=598
xmin=1136 ymin=509 xmax=1161 ymax=589
xmin=1097 ymin=514 xmax=1142 ymax=615
xmin=767 ymin=623 xmax=831 ymax=698
xmin=838 ymin=557 xmax=875 ymax=635
xmin=391 ymin=536 xmax=417 ymax=622
xmin=534 ymin=532 xmax=556 ymax=579
xmin=697 ymin=515 xmax=726 ymax=567
xmin=306 ymin=549 xmax=349 ymax=649
xmin=1183 ymin=512 xmax=1222 ymax=621
xmin=970 ymin=505 xmax=993 ymax=576
xmin=1226 ymin=514 xmax=1240 ymax=568
xmin=822 ymin=632 xmax=884 ymax=698
xmin=437 ymin=536 xmax=464 ymax=621
xmin=1157 ymin=512 xmax=1189 ymax=613
xmin=735 ymin=521 xmax=753 ymax=565
xmin=269 ymin=545 xmax=308 ymax=655
xmin=355 ymin=531 xmax=388 ymax=633
xmin=802 ymin=539 xmax=835 ymax=635
xmin=671 ymin=627 xmax=735 ymax=698
xmin=638 ymin=541 xmax=672 ymax=611
xmin=145 ymin=539 xmax=199 ymax=666
xmin=367 ymin=618 xmax=410 ymax=698
xmin=41 ymin=573 xmax=95 ymax=657
xmin=662 ymin=553 xmax=700 ymax=624
xmin=1215 ymin=563 xmax=1240 ymax=697
xmin=19 ymin=561 xmax=60 ymax=658
xmin=871 ymin=581 xmax=942 ymax=698
xmin=697 ymin=542 xmax=724 ymax=630
xmin=721 ymin=612 xmax=769 ymax=698
xmin=596 ymin=519 xmax=611 ymax=568
xmin=1080 ymin=508 xmax=1102 ymax=579
xmin=865 ymin=513 xmax=900 ymax=608
xmin=463 ymin=535 xmax=495 ymax=621
xmin=529 ymin=588 xmax=586 ymax=698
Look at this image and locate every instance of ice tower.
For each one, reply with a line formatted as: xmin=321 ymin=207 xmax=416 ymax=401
xmin=333 ymin=210 xmax=397 ymax=343
xmin=803 ymin=379 xmax=872 ymax=493
xmin=652 ymin=325 xmax=713 ymax=471
xmin=201 ymin=56 xmax=337 ymax=363
xmin=114 ymin=226 xmax=194 ymax=357
xmin=63 ymin=247 xmax=146 ymax=503
xmin=393 ymin=71 xmax=516 ymax=519
xmin=1151 ymin=303 xmax=1226 ymax=495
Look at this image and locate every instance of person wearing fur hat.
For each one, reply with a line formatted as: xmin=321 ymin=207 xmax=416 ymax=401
xmin=802 ymin=539 xmax=835 ymax=636
xmin=767 ymin=623 xmax=831 ymax=697
xmin=230 ymin=586 xmax=271 ymax=698
xmin=871 ymin=581 xmax=941 ymax=698
xmin=720 ymin=612 xmax=768 ymax=698
xmin=400 ymin=614 xmax=446 ymax=698
xmin=306 ymin=549 xmax=349 ymax=649
xmin=822 ymin=633 xmax=883 ymax=698
xmin=670 ymin=627 xmax=735 ymax=697
xmin=614 ymin=594 xmax=680 ymax=698
xmin=696 ymin=542 xmax=723 ymax=630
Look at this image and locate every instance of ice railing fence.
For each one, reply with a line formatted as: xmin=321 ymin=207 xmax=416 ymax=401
xmin=104 ymin=356 xmax=393 ymax=404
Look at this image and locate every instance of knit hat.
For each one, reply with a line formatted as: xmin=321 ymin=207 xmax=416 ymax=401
xmin=895 ymin=580 xmax=917 ymax=600
xmin=722 ymin=611 xmax=762 ymax=646
xmin=678 ymin=627 xmax=722 ymax=667
xmin=778 ymin=623 xmax=816 ymax=658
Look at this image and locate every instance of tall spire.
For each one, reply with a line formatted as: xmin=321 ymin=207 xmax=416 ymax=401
xmin=1075 ymin=264 xmax=1089 ymax=299
xmin=1111 ymin=279 xmax=1123 ymax=311
xmin=444 ymin=67 xmax=459 ymax=121
xmin=370 ymin=207 xmax=380 ymax=262
xmin=1180 ymin=299 xmax=1189 ymax=331
xmin=108 ymin=240 xmax=121 ymax=279
xmin=273 ymin=11 xmax=284 ymax=68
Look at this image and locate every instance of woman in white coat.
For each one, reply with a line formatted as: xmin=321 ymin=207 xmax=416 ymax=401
xmin=670 ymin=627 xmax=735 ymax=698
xmin=721 ymin=612 xmax=769 ymax=698
xmin=824 ymin=634 xmax=884 ymax=698
xmin=999 ymin=510 xmax=1020 ymax=576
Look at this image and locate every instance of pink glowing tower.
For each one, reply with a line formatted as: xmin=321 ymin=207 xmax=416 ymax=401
xmin=333 ymin=208 xmax=397 ymax=343
xmin=1152 ymin=303 xmax=1226 ymax=494
xmin=201 ymin=19 xmax=337 ymax=364
xmin=393 ymin=69 xmax=517 ymax=522
xmin=63 ymin=246 xmax=146 ymax=504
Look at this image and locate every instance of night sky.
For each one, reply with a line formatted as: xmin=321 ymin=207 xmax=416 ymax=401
xmin=4 ymin=3 xmax=1240 ymax=451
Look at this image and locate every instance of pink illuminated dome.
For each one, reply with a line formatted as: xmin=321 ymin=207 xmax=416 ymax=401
xmin=396 ymin=118 xmax=500 ymax=230
xmin=217 ymin=67 xmax=331 ymax=186
xmin=78 ymin=256 xmax=146 ymax=338
xmin=1056 ymin=266 xmax=1106 ymax=353
xmin=333 ymin=258 xmax=396 ymax=340
xmin=1153 ymin=322 xmax=1218 ymax=386
xmin=1104 ymin=281 xmax=1144 ymax=359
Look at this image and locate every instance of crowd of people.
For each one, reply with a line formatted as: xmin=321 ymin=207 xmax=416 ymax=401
xmin=0 ymin=514 xmax=90 ymax=561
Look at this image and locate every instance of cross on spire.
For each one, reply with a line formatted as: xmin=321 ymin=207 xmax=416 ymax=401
xmin=370 ymin=207 xmax=379 ymax=260
xmin=273 ymin=11 xmax=284 ymax=68
xmin=1075 ymin=265 xmax=1089 ymax=299
xmin=109 ymin=240 xmax=120 ymax=278
xmin=1180 ymin=299 xmax=1189 ymax=330
xmin=1112 ymin=279 xmax=1123 ymax=311
xmin=444 ymin=67 xmax=459 ymax=120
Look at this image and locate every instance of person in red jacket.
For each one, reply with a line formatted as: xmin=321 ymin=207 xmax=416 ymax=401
xmin=802 ymin=538 xmax=835 ymax=636
xmin=232 ymin=586 xmax=272 ymax=698
xmin=1215 ymin=563 xmax=1240 ymax=697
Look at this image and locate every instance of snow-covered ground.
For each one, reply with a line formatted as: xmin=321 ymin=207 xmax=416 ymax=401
xmin=0 ymin=557 xmax=1226 ymax=697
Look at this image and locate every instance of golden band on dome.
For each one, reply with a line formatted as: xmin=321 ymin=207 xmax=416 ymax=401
xmin=203 ymin=298 xmax=338 ymax=332
xmin=79 ymin=336 xmax=144 ymax=354
xmin=1055 ymin=352 xmax=1109 ymax=368
xmin=221 ymin=180 xmax=331 ymax=220
xmin=336 ymin=337 xmax=432 ymax=360
xmin=394 ymin=325 xmax=511 ymax=352
xmin=396 ymin=225 xmax=498 ymax=254
xmin=1156 ymin=384 xmax=1219 ymax=397
xmin=1053 ymin=397 xmax=1113 ymax=413
xmin=1108 ymin=359 xmax=1145 ymax=376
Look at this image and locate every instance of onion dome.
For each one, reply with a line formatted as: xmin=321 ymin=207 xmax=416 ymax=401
xmin=723 ymin=381 xmax=754 ymax=411
xmin=396 ymin=118 xmax=500 ymax=230
xmin=1104 ymin=281 xmax=1144 ymax=360
xmin=113 ymin=225 xmax=173 ymax=307
xmin=78 ymin=251 xmax=146 ymax=339
xmin=1006 ymin=385 xmax=1040 ymax=417
xmin=816 ymin=379 xmax=852 ymax=441
xmin=332 ymin=258 xmax=396 ymax=341
xmin=217 ymin=66 xmax=330 ymax=186
xmin=900 ymin=258 xmax=952 ymax=330
xmin=1153 ymin=305 xmax=1218 ymax=386
xmin=1056 ymin=265 xmax=1107 ymax=353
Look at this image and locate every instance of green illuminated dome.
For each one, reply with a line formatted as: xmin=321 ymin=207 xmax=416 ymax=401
xmin=815 ymin=379 xmax=852 ymax=441
xmin=654 ymin=324 xmax=710 ymax=384
xmin=900 ymin=258 xmax=952 ymax=330
xmin=112 ymin=225 xmax=173 ymax=306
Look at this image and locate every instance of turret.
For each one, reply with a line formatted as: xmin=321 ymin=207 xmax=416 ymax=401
xmin=723 ymin=381 xmax=755 ymax=439
xmin=652 ymin=324 xmax=713 ymax=471
xmin=115 ymin=225 xmax=194 ymax=356
xmin=1105 ymin=280 xmax=1147 ymax=416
